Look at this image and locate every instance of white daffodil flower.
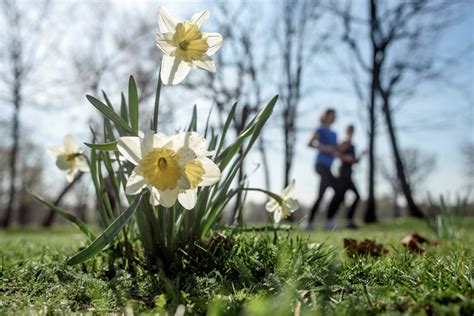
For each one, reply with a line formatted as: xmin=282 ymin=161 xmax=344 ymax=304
xmin=265 ymin=180 xmax=299 ymax=224
xmin=118 ymin=130 xmax=221 ymax=209
xmin=155 ymin=6 xmax=223 ymax=85
xmin=48 ymin=135 xmax=89 ymax=182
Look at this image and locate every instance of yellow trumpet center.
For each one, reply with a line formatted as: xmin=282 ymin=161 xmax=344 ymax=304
xmin=172 ymin=22 xmax=209 ymax=62
xmin=140 ymin=148 xmax=181 ymax=191
xmin=183 ymin=159 xmax=205 ymax=189
xmin=66 ymin=153 xmax=81 ymax=162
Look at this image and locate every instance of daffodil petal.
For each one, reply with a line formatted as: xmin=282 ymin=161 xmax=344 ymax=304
xmin=117 ymin=136 xmax=142 ymax=165
xmin=190 ymin=10 xmax=209 ymax=27
xmin=141 ymin=130 xmax=155 ymax=157
xmin=160 ymin=55 xmax=191 ymax=85
xmin=198 ymin=157 xmax=220 ymax=186
xmin=153 ymin=132 xmax=171 ymax=147
xmin=76 ymin=156 xmax=90 ymax=172
xmin=157 ymin=6 xmax=179 ymax=33
xmin=126 ymin=167 xmax=147 ymax=195
xmin=178 ymin=189 xmax=197 ymax=210
xmin=204 ymin=32 xmax=223 ymax=56
xmin=285 ymin=198 xmax=299 ymax=212
xmin=159 ymin=188 xmax=179 ymax=208
xmin=149 ymin=187 xmax=161 ymax=205
xmin=56 ymin=154 xmax=71 ymax=171
xmin=273 ymin=209 xmax=282 ymax=224
xmin=48 ymin=146 xmax=63 ymax=158
xmin=193 ymin=58 xmax=216 ymax=73
xmin=265 ymin=199 xmax=278 ymax=213
xmin=155 ymin=32 xmax=176 ymax=56
xmin=63 ymin=134 xmax=79 ymax=153
xmin=66 ymin=168 xmax=77 ymax=183
xmin=282 ymin=180 xmax=295 ymax=199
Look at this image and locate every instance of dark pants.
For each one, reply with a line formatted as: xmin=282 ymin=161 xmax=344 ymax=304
xmin=326 ymin=176 xmax=360 ymax=220
xmin=308 ymin=164 xmax=337 ymax=223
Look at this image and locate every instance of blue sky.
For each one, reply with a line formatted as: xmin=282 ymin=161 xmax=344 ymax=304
xmin=3 ymin=0 xmax=473 ymax=210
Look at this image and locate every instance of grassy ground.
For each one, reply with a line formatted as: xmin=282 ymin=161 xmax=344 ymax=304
xmin=0 ymin=218 xmax=473 ymax=314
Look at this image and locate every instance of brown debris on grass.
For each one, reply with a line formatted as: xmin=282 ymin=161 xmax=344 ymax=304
xmin=401 ymin=231 xmax=438 ymax=254
xmin=343 ymin=238 xmax=389 ymax=257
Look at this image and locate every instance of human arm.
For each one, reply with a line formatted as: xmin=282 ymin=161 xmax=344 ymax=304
xmin=308 ymin=131 xmax=337 ymax=154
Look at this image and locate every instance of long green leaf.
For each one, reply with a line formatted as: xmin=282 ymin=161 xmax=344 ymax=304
xmin=86 ymin=95 xmax=134 ymax=135
xmin=29 ymin=191 xmax=95 ymax=241
xmin=84 ymin=141 xmax=118 ymax=151
xmin=66 ymin=193 xmax=143 ymax=265
xmin=187 ymin=105 xmax=198 ymax=132
xmin=152 ymin=70 xmax=162 ymax=132
xmin=217 ymin=96 xmax=278 ymax=170
xmin=120 ymin=92 xmax=129 ymax=123
xmin=214 ymin=102 xmax=237 ymax=158
xmin=128 ymin=76 xmax=139 ymax=133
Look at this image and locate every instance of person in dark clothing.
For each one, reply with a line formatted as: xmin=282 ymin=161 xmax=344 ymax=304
xmin=305 ymin=108 xmax=338 ymax=230
xmin=326 ymin=125 xmax=363 ymax=229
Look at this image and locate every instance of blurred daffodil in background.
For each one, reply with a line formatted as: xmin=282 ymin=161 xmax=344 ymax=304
xmin=265 ymin=180 xmax=299 ymax=225
xmin=48 ymin=135 xmax=89 ymax=182
xmin=155 ymin=6 xmax=223 ymax=85
xmin=118 ymin=130 xmax=220 ymax=209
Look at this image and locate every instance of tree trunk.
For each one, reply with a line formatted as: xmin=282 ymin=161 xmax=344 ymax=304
xmin=364 ymin=0 xmax=378 ymax=223
xmin=364 ymin=87 xmax=377 ymax=223
xmin=2 ymin=82 xmax=21 ymax=227
xmin=381 ymin=100 xmax=424 ymax=218
xmin=42 ymin=172 xmax=84 ymax=227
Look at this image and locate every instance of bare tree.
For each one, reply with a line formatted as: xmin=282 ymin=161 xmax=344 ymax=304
xmin=380 ymin=148 xmax=436 ymax=217
xmin=276 ymin=0 xmax=330 ymax=188
xmin=0 ymin=0 xmax=56 ymax=227
xmin=333 ymin=0 xmax=464 ymax=222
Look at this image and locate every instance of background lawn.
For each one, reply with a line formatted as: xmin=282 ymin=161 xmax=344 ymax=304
xmin=1 ymin=218 xmax=473 ymax=315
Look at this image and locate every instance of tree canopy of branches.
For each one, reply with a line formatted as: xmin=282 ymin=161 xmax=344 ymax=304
xmin=333 ymin=0 xmax=464 ymax=222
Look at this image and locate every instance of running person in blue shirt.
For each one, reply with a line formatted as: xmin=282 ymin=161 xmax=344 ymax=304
xmin=306 ymin=108 xmax=338 ymax=230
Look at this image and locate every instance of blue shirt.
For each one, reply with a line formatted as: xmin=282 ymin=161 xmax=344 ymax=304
xmin=315 ymin=127 xmax=337 ymax=167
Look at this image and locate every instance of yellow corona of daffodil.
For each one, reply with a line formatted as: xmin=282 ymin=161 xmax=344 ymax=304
xmin=118 ymin=130 xmax=220 ymax=209
xmin=265 ymin=180 xmax=299 ymax=224
xmin=48 ymin=135 xmax=89 ymax=182
xmin=155 ymin=6 xmax=223 ymax=85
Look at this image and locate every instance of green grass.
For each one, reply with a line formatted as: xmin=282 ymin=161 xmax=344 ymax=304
xmin=0 ymin=219 xmax=473 ymax=315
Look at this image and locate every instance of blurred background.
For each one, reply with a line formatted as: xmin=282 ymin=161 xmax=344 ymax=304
xmin=0 ymin=0 xmax=472 ymax=227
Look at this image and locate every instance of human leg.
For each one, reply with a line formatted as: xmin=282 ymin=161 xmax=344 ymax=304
xmin=346 ymin=179 xmax=360 ymax=228
xmin=307 ymin=165 xmax=335 ymax=224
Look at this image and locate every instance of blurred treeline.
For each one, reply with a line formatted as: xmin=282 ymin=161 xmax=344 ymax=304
xmin=0 ymin=0 xmax=472 ymax=227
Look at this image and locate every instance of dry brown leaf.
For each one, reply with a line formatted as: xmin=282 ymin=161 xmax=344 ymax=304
xmin=343 ymin=238 xmax=388 ymax=257
xmin=401 ymin=232 xmax=431 ymax=253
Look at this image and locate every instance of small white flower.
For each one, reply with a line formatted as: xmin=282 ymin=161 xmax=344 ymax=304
xmin=118 ymin=130 xmax=221 ymax=209
xmin=48 ymin=135 xmax=89 ymax=182
xmin=155 ymin=6 xmax=223 ymax=85
xmin=265 ymin=180 xmax=299 ymax=224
